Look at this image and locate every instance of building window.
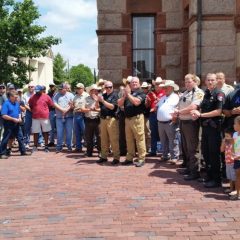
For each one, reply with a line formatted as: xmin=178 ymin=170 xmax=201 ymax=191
xmin=132 ymin=16 xmax=155 ymax=81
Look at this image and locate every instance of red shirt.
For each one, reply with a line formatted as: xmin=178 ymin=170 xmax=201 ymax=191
xmin=146 ymin=89 xmax=165 ymax=112
xmin=29 ymin=93 xmax=54 ymax=119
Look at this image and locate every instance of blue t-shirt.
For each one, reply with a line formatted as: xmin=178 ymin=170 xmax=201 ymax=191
xmin=1 ymin=99 xmax=20 ymax=118
xmin=53 ymin=92 xmax=74 ymax=118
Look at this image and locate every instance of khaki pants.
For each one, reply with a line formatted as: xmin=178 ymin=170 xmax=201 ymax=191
xmin=144 ymin=116 xmax=151 ymax=151
xmin=100 ymin=117 xmax=120 ymax=160
xmin=125 ymin=114 xmax=146 ymax=162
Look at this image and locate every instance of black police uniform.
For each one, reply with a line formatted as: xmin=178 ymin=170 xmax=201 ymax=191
xmin=200 ymin=88 xmax=225 ymax=185
xmin=223 ymin=86 xmax=240 ymax=128
xmin=124 ymin=89 xmax=146 ymax=117
xmin=100 ymin=91 xmax=118 ymax=118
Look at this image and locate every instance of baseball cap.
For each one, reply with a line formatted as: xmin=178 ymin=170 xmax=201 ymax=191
xmin=76 ymin=83 xmax=84 ymax=88
xmin=8 ymin=84 xmax=15 ymax=89
xmin=58 ymin=83 xmax=68 ymax=90
xmin=35 ymin=85 xmax=43 ymax=92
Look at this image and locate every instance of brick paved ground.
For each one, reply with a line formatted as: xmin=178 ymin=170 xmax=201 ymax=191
xmin=0 ymin=147 xmax=240 ymax=240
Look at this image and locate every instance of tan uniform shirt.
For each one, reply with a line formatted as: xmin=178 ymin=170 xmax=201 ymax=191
xmin=178 ymin=87 xmax=204 ymax=120
xmin=73 ymin=91 xmax=88 ymax=113
xmin=84 ymin=96 xmax=100 ymax=119
xmin=221 ymin=83 xmax=234 ymax=96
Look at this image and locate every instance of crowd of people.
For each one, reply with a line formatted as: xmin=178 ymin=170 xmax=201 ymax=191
xmin=1 ymin=71 xmax=240 ymax=200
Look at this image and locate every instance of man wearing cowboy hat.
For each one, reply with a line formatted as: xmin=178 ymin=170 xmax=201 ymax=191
xmin=157 ymin=80 xmax=180 ymax=164
xmin=118 ymin=76 xmax=146 ymax=167
xmin=81 ymin=84 xmax=101 ymax=157
xmin=145 ymin=77 xmax=165 ymax=156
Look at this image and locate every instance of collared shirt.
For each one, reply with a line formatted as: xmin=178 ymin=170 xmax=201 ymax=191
xmin=22 ymin=91 xmax=34 ymax=105
xmin=220 ymin=83 xmax=234 ymax=96
xmin=147 ymin=89 xmax=165 ymax=112
xmin=178 ymin=87 xmax=204 ymax=120
xmin=157 ymin=92 xmax=179 ymax=121
xmin=124 ymin=89 xmax=146 ymax=118
xmin=200 ymin=87 xmax=224 ymax=121
xmin=100 ymin=91 xmax=118 ymax=117
xmin=1 ymin=99 xmax=20 ymax=118
xmin=53 ymin=92 xmax=74 ymax=118
xmin=73 ymin=91 xmax=89 ymax=113
xmin=84 ymin=96 xmax=100 ymax=119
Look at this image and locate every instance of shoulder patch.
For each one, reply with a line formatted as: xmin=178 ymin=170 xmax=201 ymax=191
xmin=217 ymin=93 xmax=224 ymax=102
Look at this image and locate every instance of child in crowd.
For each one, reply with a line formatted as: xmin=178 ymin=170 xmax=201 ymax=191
xmin=232 ymin=116 xmax=240 ymax=200
xmin=220 ymin=128 xmax=235 ymax=194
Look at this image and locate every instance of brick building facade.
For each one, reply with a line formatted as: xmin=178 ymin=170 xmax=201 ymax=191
xmin=97 ymin=0 xmax=240 ymax=86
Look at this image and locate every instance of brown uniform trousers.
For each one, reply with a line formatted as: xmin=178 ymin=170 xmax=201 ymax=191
xmin=100 ymin=117 xmax=120 ymax=160
xmin=125 ymin=114 xmax=146 ymax=162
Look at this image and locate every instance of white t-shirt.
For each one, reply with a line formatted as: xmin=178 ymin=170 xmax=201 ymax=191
xmin=157 ymin=92 xmax=179 ymax=121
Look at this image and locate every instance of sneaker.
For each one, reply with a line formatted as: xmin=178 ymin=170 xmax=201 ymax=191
xmin=229 ymin=190 xmax=237 ymax=196
xmin=96 ymin=158 xmax=107 ymax=164
xmin=56 ymin=149 xmax=62 ymax=153
xmin=25 ymin=144 xmax=30 ymax=150
xmin=135 ymin=161 xmax=145 ymax=167
xmin=40 ymin=143 xmax=45 ymax=148
xmin=44 ymin=147 xmax=49 ymax=153
xmin=230 ymin=194 xmax=240 ymax=201
xmin=111 ymin=159 xmax=119 ymax=165
xmin=0 ymin=155 xmax=8 ymax=159
xmin=48 ymin=142 xmax=55 ymax=147
xmin=73 ymin=148 xmax=82 ymax=153
xmin=67 ymin=148 xmax=72 ymax=152
xmin=32 ymin=146 xmax=38 ymax=153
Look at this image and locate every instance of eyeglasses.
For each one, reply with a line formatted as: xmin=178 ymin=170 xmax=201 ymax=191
xmin=105 ymin=86 xmax=113 ymax=89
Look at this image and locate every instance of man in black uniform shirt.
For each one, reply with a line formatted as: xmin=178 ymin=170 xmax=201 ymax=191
xmin=191 ymin=73 xmax=225 ymax=188
xmin=223 ymin=84 xmax=240 ymax=128
xmin=118 ymin=76 xmax=146 ymax=167
xmin=97 ymin=81 xmax=120 ymax=165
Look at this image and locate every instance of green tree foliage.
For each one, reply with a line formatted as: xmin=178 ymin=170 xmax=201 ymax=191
xmin=69 ymin=64 xmax=94 ymax=88
xmin=53 ymin=53 xmax=67 ymax=85
xmin=0 ymin=0 xmax=60 ymax=87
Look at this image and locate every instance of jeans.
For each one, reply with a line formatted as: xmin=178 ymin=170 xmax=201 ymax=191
xmin=0 ymin=121 xmax=26 ymax=155
xmin=56 ymin=117 xmax=73 ymax=150
xmin=149 ymin=112 xmax=160 ymax=154
xmin=49 ymin=110 xmax=56 ymax=143
xmin=74 ymin=114 xmax=85 ymax=150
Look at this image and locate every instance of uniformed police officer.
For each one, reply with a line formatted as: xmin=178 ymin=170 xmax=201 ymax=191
xmin=118 ymin=76 xmax=146 ymax=167
xmin=191 ymin=73 xmax=225 ymax=188
xmin=97 ymin=81 xmax=120 ymax=165
xmin=175 ymin=74 xmax=204 ymax=180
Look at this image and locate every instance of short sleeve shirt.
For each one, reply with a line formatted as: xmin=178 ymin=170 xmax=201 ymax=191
xmin=147 ymin=89 xmax=165 ymax=112
xmin=200 ymin=88 xmax=225 ymax=121
xmin=73 ymin=91 xmax=89 ymax=113
xmin=178 ymin=87 xmax=204 ymax=120
xmin=100 ymin=91 xmax=118 ymax=117
xmin=84 ymin=96 xmax=100 ymax=119
xmin=124 ymin=89 xmax=146 ymax=118
xmin=29 ymin=93 xmax=54 ymax=119
xmin=53 ymin=92 xmax=74 ymax=118
xmin=1 ymin=100 xmax=20 ymax=118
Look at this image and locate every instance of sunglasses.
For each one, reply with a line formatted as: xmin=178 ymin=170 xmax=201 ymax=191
xmin=105 ymin=86 xmax=113 ymax=89
xmin=0 ymin=87 xmax=5 ymax=89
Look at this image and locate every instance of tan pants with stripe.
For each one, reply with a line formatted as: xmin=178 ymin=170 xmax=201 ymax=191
xmin=100 ymin=118 xmax=120 ymax=160
xmin=125 ymin=114 xmax=146 ymax=162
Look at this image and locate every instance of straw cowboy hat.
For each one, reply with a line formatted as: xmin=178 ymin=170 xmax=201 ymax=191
xmin=152 ymin=77 xmax=163 ymax=85
xmin=160 ymin=80 xmax=179 ymax=91
xmin=86 ymin=84 xmax=101 ymax=93
xmin=97 ymin=79 xmax=107 ymax=86
xmin=122 ymin=76 xmax=133 ymax=85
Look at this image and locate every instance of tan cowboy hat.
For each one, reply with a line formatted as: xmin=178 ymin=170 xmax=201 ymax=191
xmin=122 ymin=76 xmax=133 ymax=85
xmin=159 ymin=80 xmax=179 ymax=91
xmin=152 ymin=77 xmax=163 ymax=85
xmin=86 ymin=84 xmax=101 ymax=93
xmin=97 ymin=79 xmax=107 ymax=86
